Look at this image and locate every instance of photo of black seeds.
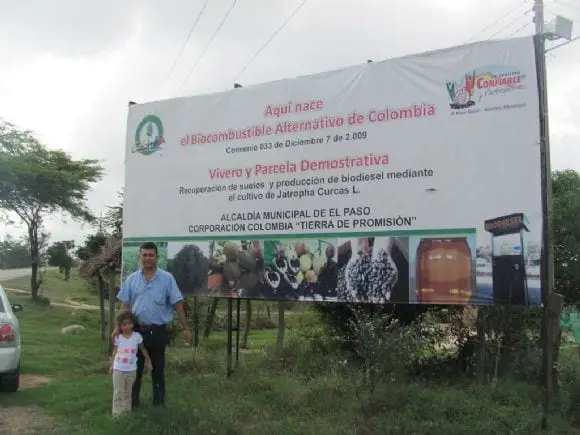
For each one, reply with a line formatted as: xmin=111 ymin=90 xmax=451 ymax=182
xmin=336 ymin=237 xmax=409 ymax=303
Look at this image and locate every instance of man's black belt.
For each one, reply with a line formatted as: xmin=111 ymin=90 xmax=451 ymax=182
xmin=136 ymin=323 xmax=167 ymax=331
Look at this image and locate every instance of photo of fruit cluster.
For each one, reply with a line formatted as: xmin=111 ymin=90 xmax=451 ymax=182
xmin=262 ymin=239 xmax=339 ymax=301
xmin=206 ymin=240 xmax=265 ymax=298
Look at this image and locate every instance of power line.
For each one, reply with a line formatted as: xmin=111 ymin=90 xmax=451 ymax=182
xmin=554 ymin=0 xmax=580 ymax=12
xmin=163 ymin=0 xmax=211 ymax=87
xmin=545 ymin=34 xmax=580 ymax=51
xmin=505 ymin=20 xmax=533 ymax=37
xmin=466 ymin=0 xmax=529 ymax=43
xmin=177 ymin=0 xmax=238 ymax=94
xmin=232 ymin=0 xmax=308 ymax=83
xmin=487 ymin=8 xmax=533 ymax=39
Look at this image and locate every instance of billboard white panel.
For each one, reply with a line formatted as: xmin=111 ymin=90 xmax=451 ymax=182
xmin=123 ymin=36 xmax=541 ymax=306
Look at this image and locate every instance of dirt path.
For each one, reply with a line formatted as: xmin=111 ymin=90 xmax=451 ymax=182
xmin=4 ymin=288 xmax=100 ymax=311
xmin=18 ymin=374 xmax=52 ymax=390
xmin=0 ymin=375 xmax=55 ymax=435
xmin=0 ymin=405 xmax=57 ymax=435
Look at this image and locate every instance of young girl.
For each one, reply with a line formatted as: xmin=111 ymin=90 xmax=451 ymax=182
xmin=110 ymin=310 xmax=152 ymax=417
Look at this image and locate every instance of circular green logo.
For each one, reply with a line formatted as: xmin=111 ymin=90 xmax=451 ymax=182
xmin=134 ymin=115 xmax=165 ymax=155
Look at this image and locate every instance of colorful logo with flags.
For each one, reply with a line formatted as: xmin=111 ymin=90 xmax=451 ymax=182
xmin=445 ymin=65 xmax=527 ymax=110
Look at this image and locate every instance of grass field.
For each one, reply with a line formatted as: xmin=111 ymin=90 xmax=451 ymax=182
xmin=1 ymin=277 xmax=580 ymax=433
xmin=1 ymin=268 xmax=100 ymax=306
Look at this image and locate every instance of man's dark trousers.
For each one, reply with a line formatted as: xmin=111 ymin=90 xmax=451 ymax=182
xmin=132 ymin=324 xmax=168 ymax=408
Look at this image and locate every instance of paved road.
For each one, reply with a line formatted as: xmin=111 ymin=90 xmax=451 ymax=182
xmin=0 ymin=267 xmax=99 ymax=310
xmin=0 ymin=267 xmax=59 ymax=282
xmin=0 ymin=268 xmax=32 ymax=281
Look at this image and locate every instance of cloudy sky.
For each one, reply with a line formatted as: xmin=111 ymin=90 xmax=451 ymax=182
xmin=1 ymin=0 xmax=578 ymax=246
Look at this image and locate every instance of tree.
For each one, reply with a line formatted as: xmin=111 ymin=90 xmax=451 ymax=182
xmin=76 ymin=233 xmax=108 ymax=262
xmin=552 ymin=170 xmax=580 ymax=304
xmin=46 ymin=240 xmax=74 ymax=280
xmin=103 ymin=188 xmax=123 ymax=234
xmin=77 ymin=231 xmax=112 ymax=341
xmin=0 ymin=234 xmax=31 ymax=269
xmin=0 ymin=119 xmax=104 ymax=300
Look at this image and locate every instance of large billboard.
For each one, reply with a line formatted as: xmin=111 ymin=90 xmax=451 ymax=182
xmin=123 ymin=36 xmax=542 ymax=306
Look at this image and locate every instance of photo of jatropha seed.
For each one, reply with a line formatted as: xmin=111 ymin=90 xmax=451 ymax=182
xmin=335 ymin=263 xmax=347 ymax=300
xmin=273 ymin=256 xmax=288 ymax=274
xmin=283 ymin=272 xmax=299 ymax=290
xmin=341 ymin=237 xmax=399 ymax=303
xmin=368 ymin=246 xmax=397 ymax=303
xmin=325 ymin=245 xmax=335 ymax=259
xmin=345 ymin=253 xmax=373 ymax=301
xmin=288 ymin=257 xmax=301 ymax=274
xmin=265 ymin=268 xmax=281 ymax=290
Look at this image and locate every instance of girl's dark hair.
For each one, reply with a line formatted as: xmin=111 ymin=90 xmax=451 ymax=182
xmin=116 ymin=310 xmax=136 ymax=332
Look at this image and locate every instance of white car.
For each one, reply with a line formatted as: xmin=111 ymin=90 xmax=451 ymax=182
xmin=0 ymin=284 xmax=23 ymax=392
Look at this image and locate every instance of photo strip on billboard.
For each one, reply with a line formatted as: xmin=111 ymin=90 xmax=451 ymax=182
xmin=122 ymin=36 xmax=542 ymax=306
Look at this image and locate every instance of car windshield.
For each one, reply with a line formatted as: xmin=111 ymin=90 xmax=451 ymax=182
xmin=0 ymin=287 xmax=6 ymax=312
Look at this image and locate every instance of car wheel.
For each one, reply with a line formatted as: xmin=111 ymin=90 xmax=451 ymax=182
xmin=0 ymin=370 xmax=20 ymax=393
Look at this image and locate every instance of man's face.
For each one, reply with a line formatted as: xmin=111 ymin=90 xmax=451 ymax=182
xmin=140 ymin=248 xmax=157 ymax=269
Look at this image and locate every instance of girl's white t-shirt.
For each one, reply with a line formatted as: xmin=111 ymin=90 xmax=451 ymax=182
xmin=113 ymin=332 xmax=143 ymax=372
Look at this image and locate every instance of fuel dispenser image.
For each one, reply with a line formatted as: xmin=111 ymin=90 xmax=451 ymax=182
xmin=484 ymin=213 xmax=530 ymax=305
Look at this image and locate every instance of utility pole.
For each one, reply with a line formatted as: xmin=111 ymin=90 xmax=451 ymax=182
xmin=98 ymin=211 xmax=104 ymax=234
xmin=534 ymin=0 xmax=544 ymax=36
xmin=534 ymin=0 xmax=557 ymax=431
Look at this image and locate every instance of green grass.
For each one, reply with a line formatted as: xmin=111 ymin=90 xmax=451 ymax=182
xmin=1 ymin=293 xmax=580 ymax=434
xmin=1 ymin=268 xmax=100 ymax=306
xmin=1 ymin=293 xmax=107 ymax=376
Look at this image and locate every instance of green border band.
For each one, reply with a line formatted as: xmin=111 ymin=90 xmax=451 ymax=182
xmin=123 ymin=241 xmax=168 ymax=248
xmin=123 ymin=228 xmax=476 ymax=243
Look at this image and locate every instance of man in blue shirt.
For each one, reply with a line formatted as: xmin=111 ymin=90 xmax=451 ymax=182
xmin=115 ymin=241 xmax=192 ymax=408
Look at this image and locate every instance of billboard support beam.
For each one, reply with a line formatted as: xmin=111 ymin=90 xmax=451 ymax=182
xmin=193 ymin=297 xmax=199 ymax=348
xmin=534 ymin=0 xmax=556 ymax=430
xmin=225 ymin=83 xmax=245 ymax=377
xmin=227 ymin=298 xmax=233 ymax=377
xmin=233 ymin=86 xmax=244 ymax=369
xmin=236 ymin=297 xmax=241 ymax=365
